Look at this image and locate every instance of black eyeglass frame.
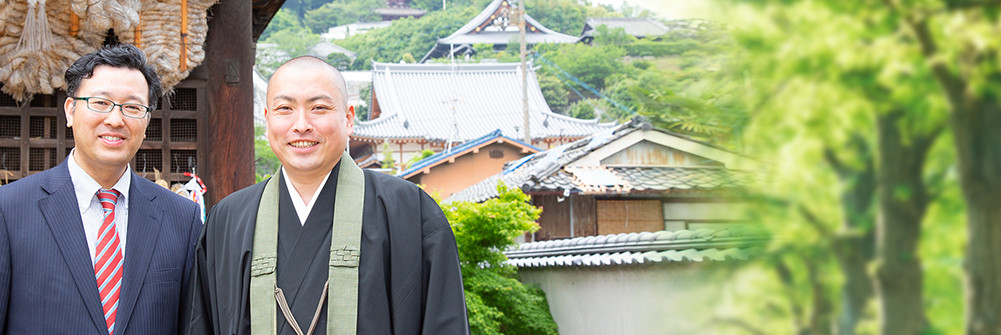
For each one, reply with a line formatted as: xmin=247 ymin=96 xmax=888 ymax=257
xmin=70 ymin=96 xmax=152 ymax=119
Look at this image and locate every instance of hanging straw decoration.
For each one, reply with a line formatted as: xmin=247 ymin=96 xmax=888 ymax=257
xmin=69 ymin=0 xmax=140 ymax=35
xmin=0 ymin=0 xmax=213 ymax=100
xmin=0 ymin=0 xmax=102 ymax=101
xmin=119 ymin=0 xmax=213 ymax=90
xmin=18 ymin=0 xmax=54 ymax=52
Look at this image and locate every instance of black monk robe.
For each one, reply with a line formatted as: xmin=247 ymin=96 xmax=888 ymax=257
xmin=182 ymin=167 xmax=470 ymax=335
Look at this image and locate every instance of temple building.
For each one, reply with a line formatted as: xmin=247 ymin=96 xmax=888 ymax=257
xmin=348 ymin=61 xmax=616 ymax=170
xmin=420 ymin=0 xmax=578 ymax=62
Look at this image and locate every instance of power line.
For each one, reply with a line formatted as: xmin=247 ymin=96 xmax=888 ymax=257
xmin=532 ymin=52 xmax=636 ymax=116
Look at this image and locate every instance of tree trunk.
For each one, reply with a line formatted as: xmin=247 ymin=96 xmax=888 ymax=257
xmin=825 ymin=144 xmax=877 ymax=335
xmin=873 ymin=111 xmax=934 ymax=335
xmin=900 ymin=12 xmax=1001 ymax=334
xmin=807 ymin=255 xmax=834 ymax=335
xmin=952 ymin=98 xmax=1001 ymax=335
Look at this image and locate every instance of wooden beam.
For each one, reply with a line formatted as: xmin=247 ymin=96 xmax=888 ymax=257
xmin=203 ymin=0 xmax=255 ymax=207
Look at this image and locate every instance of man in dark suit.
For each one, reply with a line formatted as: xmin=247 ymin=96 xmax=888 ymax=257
xmin=0 ymin=44 xmax=202 ymax=334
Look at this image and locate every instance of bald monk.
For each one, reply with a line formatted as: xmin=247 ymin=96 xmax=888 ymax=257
xmin=182 ymin=56 xmax=469 ymax=335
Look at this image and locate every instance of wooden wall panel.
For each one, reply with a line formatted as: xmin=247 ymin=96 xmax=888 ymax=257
xmin=596 ymin=200 xmax=664 ymax=235
xmin=571 ymin=195 xmax=597 ymax=237
xmin=533 ymin=194 xmax=571 ymax=240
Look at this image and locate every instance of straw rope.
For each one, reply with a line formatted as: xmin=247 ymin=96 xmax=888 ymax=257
xmin=118 ymin=0 xmax=214 ymax=90
xmin=0 ymin=0 xmax=215 ymax=101
xmin=0 ymin=0 xmax=101 ymax=101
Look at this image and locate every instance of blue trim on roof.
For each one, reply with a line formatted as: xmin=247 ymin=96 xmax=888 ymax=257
xmin=398 ymin=130 xmax=540 ymax=177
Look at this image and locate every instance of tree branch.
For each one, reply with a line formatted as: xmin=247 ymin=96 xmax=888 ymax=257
xmin=799 ymin=204 xmax=832 ymax=236
xmin=883 ymin=0 xmax=968 ymax=110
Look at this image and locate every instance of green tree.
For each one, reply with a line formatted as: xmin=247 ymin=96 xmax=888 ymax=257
xmin=355 ymin=85 xmax=372 ymax=121
xmin=437 ymin=182 xmax=558 ymax=335
xmin=537 ymin=42 xmax=630 ymax=91
xmin=718 ymin=2 xmax=961 ymax=334
xmin=380 ymin=142 xmax=395 ymax=169
xmin=254 ymin=125 xmax=281 ymax=182
xmin=525 ymin=0 xmax=587 ymax=35
xmin=537 ymin=74 xmax=568 ymax=113
xmin=403 ymin=149 xmax=435 ymax=170
xmin=341 ymin=7 xmax=477 ymax=70
xmin=303 ymin=0 xmax=382 ymax=34
xmin=326 ymin=53 xmax=353 ymax=71
xmin=259 ymin=9 xmax=303 ymax=41
xmin=257 ymin=29 xmax=323 ymax=77
xmin=877 ymin=4 xmax=1001 ymax=333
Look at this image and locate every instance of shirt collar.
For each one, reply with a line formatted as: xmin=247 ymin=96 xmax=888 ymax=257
xmin=280 ymin=166 xmax=333 ymax=225
xmin=67 ymin=149 xmax=132 ymax=211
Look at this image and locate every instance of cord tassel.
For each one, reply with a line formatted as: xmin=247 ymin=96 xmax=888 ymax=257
xmin=18 ymin=0 xmax=53 ymax=52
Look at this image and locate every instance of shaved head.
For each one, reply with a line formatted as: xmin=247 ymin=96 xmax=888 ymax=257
xmin=268 ymin=56 xmax=347 ymax=104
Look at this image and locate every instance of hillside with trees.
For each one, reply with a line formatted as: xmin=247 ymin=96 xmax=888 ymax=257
xmin=254 ymin=0 xmax=738 ymax=146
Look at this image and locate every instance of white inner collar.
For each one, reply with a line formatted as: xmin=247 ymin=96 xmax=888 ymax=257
xmin=280 ymin=167 xmax=333 ymax=226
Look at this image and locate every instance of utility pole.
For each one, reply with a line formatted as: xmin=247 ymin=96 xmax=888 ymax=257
xmin=518 ymin=0 xmax=530 ymax=144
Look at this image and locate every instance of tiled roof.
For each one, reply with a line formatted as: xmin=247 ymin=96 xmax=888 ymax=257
xmin=397 ymin=129 xmax=539 ymax=178
xmin=505 ymin=227 xmax=767 ymax=268
xmin=421 ymin=0 xmax=578 ymax=61
xmin=582 ymin=17 xmax=670 ymax=38
xmin=353 ymin=62 xmax=616 ymax=142
xmin=445 ymin=119 xmax=756 ymax=203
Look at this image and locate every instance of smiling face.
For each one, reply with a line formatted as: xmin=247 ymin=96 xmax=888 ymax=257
xmin=65 ymin=65 xmax=149 ymax=181
xmin=265 ymin=61 xmax=355 ymax=181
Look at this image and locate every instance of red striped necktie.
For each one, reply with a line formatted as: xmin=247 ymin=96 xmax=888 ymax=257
xmin=95 ymin=189 xmax=123 ymax=335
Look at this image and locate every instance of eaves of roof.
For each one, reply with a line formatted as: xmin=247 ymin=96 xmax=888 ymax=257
xmin=507 ymin=247 xmax=761 ymax=268
xmin=421 ymin=0 xmax=578 ymax=61
xmin=505 ymin=227 xmax=768 ymax=268
xmin=355 ymin=62 xmax=616 ymax=142
xmin=397 ymin=129 xmax=540 ymax=179
xmin=444 ymin=119 xmax=762 ymax=203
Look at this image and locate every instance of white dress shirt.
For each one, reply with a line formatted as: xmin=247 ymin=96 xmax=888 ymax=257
xmin=67 ymin=150 xmax=131 ymax=262
xmin=281 ymin=166 xmax=332 ymax=226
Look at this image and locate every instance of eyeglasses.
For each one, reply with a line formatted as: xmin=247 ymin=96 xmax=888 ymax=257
xmin=71 ymin=97 xmax=151 ymax=119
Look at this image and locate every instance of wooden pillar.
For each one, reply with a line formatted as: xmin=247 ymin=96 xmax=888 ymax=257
xmin=202 ymin=0 xmax=255 ymax=207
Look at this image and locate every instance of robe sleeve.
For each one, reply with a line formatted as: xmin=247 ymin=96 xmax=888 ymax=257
xmin=419 ymin=191 xmax=471 ymax=334
xmin=178 ymin=203 xmax=204 ymax=333
xmin=181 ymin=217 xmax=214 ymax=335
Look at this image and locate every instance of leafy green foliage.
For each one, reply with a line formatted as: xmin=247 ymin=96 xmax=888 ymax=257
xmin=326 ymin=52 xmax=353 ymax=71
xmin=438 ymin=183 xmax=557 ymax=335
xmin=525 ymin=0 xmax=587 ymax=35
xmin=380 ymin=142 xmax=395 ymax=169
xmin=259 ymin=9 xmax=303 ymax=41
xmin=355 ymin=85 xmax=372 ymax=121
xmin=708 ymin=1 xmax=965 ymax=334
xmin=340 ymin=7 xmax=477 ymax=69
xmin=537 ymin=42 xmax=630 ymax=91
xmin=303 ymin=0 xmax=382 ymax=34
xmin=403 ymin=149 xmax=435 ymax=170
xmin=257 ymin=29 xmax=323 ymax=77
xmin=254 ymin=125 xmax=280 ymax=182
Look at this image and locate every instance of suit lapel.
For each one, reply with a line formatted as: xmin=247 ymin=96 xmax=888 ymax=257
xmin=37 ymin=162 xmax=107 ymax=333
xmin=114 ymin=174 xmax=163 ymax=335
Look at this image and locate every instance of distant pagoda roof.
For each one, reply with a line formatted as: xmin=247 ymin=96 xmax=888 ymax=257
xmin=351 ymin=62 xmax=616 ymax=143
xmin=421 ymin=0 xmax=579 ymax=62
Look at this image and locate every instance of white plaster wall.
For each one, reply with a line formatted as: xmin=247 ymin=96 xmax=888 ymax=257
xmin=518 ymin=263 xmax=730 ymax=334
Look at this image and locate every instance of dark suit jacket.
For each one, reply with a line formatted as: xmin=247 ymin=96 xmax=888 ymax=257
xmin=0 ymin=160 xmax=202 ymax=334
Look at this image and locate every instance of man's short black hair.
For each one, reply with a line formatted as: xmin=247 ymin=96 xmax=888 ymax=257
xmin=65 ymin=44 xmax=162 ymax=110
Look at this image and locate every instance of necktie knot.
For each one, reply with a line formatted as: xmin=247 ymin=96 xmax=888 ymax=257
xmin=97 ymin=189 xmax=121 ymax=211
